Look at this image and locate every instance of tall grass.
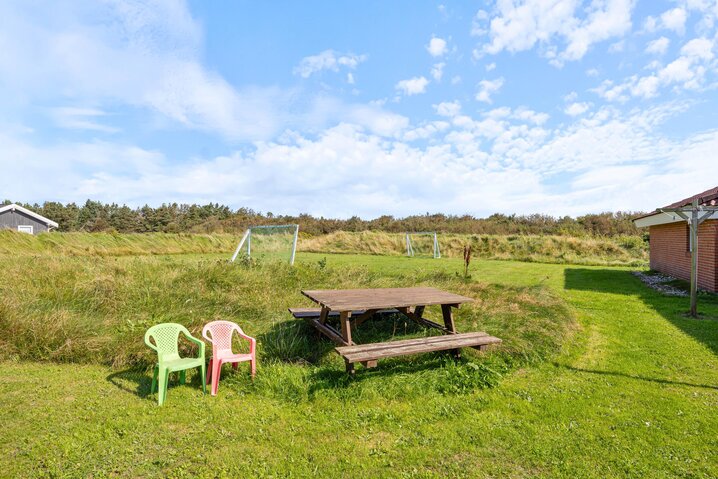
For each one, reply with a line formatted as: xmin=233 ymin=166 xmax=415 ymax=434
xmin=0 ymin=230 xmax=238 ymax=256
xmin=302 ymin=231 xmax=648 ymax=266
xmin=0 ymin=251 xmax=575 ymax=398
xmin=0 ymin=230 xmax=647 ymax=266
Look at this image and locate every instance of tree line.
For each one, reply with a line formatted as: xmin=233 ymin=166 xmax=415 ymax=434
xmin=2 ymin=200 xmax=646 ymax=237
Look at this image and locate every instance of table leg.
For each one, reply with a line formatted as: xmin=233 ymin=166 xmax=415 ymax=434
xmin=339 ymin=310 xmax=353 ymax=345
xmin=441 ymin=304 xmax=460 ymax=359
xmin=319 ymin=306 xmax=329 ymax=324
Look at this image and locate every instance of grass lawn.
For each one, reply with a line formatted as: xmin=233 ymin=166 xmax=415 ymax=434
xmin=1 ymin=252 xmax=717 ymax=478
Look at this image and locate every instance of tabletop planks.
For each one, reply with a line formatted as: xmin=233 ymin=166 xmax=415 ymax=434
xmin=301 ymin=287 xmax=473 ymax=312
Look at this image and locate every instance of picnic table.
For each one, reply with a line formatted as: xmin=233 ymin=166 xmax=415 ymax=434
xmin=291 ymin=287 xmax=501 ymax=373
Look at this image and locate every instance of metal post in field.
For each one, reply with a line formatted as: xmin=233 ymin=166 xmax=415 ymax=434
xmin=290 ymin=224 xmax=299 ymax=266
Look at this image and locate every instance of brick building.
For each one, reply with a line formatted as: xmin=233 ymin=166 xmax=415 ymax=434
xmin=634 ymin=187 xmax=718 ymax=292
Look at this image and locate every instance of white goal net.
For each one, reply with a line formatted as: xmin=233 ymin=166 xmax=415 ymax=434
xmin=230 ymin=224 xmax=299 ymax=265
xmin=405 ymin=232 xmax=440 ymax=258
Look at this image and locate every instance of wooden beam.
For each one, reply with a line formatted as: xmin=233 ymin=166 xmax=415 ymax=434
xmin=339 ymin=310 xmax=353 ymax=345
xmin=306 ymin=318 xmax=349 ymax=346
xmin=441 ymin=304 xmax=460 ymax=358
xmin=319 ymin=306 xmax=329 ymax=325
xmin=353 ymin=309 xmax=378 ymax=327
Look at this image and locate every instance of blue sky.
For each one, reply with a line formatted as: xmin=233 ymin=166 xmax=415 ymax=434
xmin=0 ymin=0 xmax=717 ymax=218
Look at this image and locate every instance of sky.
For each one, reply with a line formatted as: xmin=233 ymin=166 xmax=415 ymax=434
xmin=0 ymin=0 xmax=717 ymax=219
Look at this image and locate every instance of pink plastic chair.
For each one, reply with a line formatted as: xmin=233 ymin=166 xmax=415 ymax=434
xmin=202 ymin=320 xmax=256 ymax=396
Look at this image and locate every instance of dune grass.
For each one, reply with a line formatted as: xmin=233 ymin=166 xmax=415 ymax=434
xmin=302 ymin=231 xmax=647 ymax=266
xmin=0 ymin=250 xmax=573 ymax=401
xmin=1 ymin=252 xmax=717 ymax=477
xmin=0 ymin=229 xmax=647 ymax=266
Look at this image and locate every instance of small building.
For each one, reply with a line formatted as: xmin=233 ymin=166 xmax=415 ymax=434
xmin=0 ymin=203 xmax=58 ymax=235
xmin=634 ymin=186 xmax=718 ymax=292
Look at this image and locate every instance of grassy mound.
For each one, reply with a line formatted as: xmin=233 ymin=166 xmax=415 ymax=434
xmin=0 ymin=252 xmax=575 ymax=398
xmin=302 ymin=231 xmax=647 ymax=266
xmin=0 ymin=230 xmax=647 ymax=267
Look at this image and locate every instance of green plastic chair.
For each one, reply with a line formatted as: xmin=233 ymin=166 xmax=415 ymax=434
xmin=144 ymin=323 xmax=206 ymax=405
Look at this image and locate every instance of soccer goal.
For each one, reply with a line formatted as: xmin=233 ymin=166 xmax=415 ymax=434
xmin=230 ymin=224 xmax=299 ymax=265
xmin=405 ymin=232 xmax=440 ymax=258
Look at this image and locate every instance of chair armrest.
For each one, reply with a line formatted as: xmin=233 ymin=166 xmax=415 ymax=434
xmin=237 ymin=332 xmax=256 ymax=354
xmin=183 ymin=331 xmax=206 ymax=358
xmin=144 ymin=330 xmax=158 ymax=352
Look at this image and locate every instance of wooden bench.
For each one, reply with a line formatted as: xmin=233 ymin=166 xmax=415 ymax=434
xmin=335 ymin=332 xmax=502 ymax=373
xmin=288 ymin=307 xmax=399 ymax=319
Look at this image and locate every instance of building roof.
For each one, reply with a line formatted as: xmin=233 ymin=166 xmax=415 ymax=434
xmin=662 ymin=185 xmax=718 ymax=209
xmin=634 ymin=186 xmax=718 ymax=227
xmin=0 ymin=203 xmax=59 ymax=228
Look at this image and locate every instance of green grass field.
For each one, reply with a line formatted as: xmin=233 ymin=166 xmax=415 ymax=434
xmin=1 ymin=240 xmax=717 ymax=478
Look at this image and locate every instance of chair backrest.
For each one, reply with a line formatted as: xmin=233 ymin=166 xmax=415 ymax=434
xmin=202 ymin=320 xmax=243 ymax=351
xmin=145 ymin=323 xmax=190 ymax=360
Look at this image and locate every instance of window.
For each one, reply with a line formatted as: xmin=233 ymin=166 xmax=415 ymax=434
xmin=17 ymin=225 xmax=33 ymax=234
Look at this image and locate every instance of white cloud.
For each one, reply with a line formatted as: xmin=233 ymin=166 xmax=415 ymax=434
xmin=293 ymin=50 xmax=367 ymax=78
xmin=594 ymin=36 xmax=717 ymax=101
xmin=485 ymin=62 xmax=496 ymax=71
xmin=477 ymin=0 xmax=634 ymax=65
xmin=431 ymin=62 xmax=445 ymax=81
xmin=403 ymin=121 xmax=451 ymax=141
xmin=660 ymin=7 xmax=687 ymax=34
xmin=646 ymin=36 xmax=670 ymax=55
xmin=427 ymin=37 xmax=448 ymax=57
xmin=395 ymin=76 xmax=430 ymax=96
xmin=1 ymin=100 xmax=715 ymax=218
xmin=475 ymin=78 xmax=504 ymax=103
xmin=49 ymin=107 xmax=119 ymax=133
xmin=564 ymin=91 xmax=578 ymax=102
xmin=645 ymin=7 xmax=688 ymax=35
xmin=434 ymin=101 xmax=461 ymax=117
xmin=564 ymin=102 xmax=590 ymax=116
xmin=0 ymin=3 xmax=403 ymax=142
xmin=0 ymin=2 xmax=290 ymax=141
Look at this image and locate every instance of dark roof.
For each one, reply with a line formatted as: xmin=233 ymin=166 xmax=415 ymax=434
xmin=633 ymin=186 xmax=718 ymax=221
xmin=663 ymin=185 xmax=718 ymax=208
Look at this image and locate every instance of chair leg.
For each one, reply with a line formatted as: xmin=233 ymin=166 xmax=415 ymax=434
xmin=200 ymin=362 xmax=207 ymax=395
xmin=158 ymin=368 xmax=168 ymax=406
xmin=211 ymin=359 xmax=222 ymax=396
xmin=179 ymin=370 xmax=186 ymax=385
xmin=232 ymin=362 xmax=238 ymax=370
xmin=151 ymin=365 xmax=158 ymax=394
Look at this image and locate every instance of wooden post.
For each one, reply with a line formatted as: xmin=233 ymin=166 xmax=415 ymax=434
xmin=690 ymin=199 xmax=699 ymax=318
xmin=441 ymin=304 xmax=457 ymax=333
xmin=441 ymin=304 xmax=460 ymax=359
xmin=339 ymin=311 xmax=353 ymax=345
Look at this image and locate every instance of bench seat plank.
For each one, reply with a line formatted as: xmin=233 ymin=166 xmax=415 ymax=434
xmin=336 ymin=332 xmax=501 ymax=363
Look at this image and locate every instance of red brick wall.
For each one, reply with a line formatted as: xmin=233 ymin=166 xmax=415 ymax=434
xmin=649 ymin=220 xmax=718 ymax=292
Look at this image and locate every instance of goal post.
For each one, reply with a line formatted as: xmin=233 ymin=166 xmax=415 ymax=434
xmin=230 ymin=224 xmax=299 ymax=265
xmin=405 ymin=232 xmax=440 ymax=259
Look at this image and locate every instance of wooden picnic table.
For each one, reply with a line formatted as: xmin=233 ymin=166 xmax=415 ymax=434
xmin=301 ymin=287 xmax=473 ymax=346
xmin=295 ymin=287 xmax=502 ymax=373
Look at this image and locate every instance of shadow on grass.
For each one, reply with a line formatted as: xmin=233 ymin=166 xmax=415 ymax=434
xmin=555 ymin=363 xmax=718 ymax=391
xmin=106 ymin=368 xmax=206 ymax=400
xmin=258 ymin=313 xmax=438 ymax=366
xmin=564 ymin=267 xmax=718 ymax=356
